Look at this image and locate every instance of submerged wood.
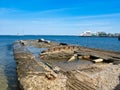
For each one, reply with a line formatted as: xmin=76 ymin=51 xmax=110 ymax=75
xmin=13 ymin=39 xmax=120 ymax=90
xmin=68 ymin=54 xmax=78 ymax=62
xmin=92 ymin=58 xmax=104 ymax=63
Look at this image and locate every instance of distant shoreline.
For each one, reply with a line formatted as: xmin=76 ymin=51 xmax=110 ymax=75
xmin=79 ymin=36 xmax=118 ymax=38
xmin=0 ymin=35 xmax=119 ymax=38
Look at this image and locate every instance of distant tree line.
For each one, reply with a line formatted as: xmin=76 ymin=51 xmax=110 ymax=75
xmin=96 ymin=32 xmax=120 ymax=37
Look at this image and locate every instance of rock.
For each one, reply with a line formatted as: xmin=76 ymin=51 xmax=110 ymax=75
xmin=38 ymin=38 xmax=45 ymax=42
xmin=19 ymin=40 xmax=26 ymax=46
xmin=43 ymin=40 xmax=50 ymax=43
xmin=59 ymin=43 xmax=68 ymax=46
xmin=38 ymin=39 xmax=50 ymax=44
xmin=53 ymin=66 xmax=61 ymax=73
xmin=41 ymin=50 xmax=47 ymax=53
xmin=45 ymin=74 xmax=56 ymax=80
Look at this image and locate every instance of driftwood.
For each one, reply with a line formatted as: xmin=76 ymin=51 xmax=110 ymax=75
xmin=68 ymin=54 xmax=78 ymax=62
xmin=92 ymin=59 xmax=104 ymax=63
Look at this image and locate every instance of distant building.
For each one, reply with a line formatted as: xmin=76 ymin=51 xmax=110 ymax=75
xmin=80 ymin=31 xmax=120 ymax=37
xmin=80 ymin=31 xmax=94 ymax=36
xmin=97 ymin=32 xmax=107 ymax=37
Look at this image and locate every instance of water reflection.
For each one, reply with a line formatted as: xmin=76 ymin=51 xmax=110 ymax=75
xmin=0 ymin=65 xmax=8 ymax=90
xmin=0 ymin=44 xmax=19 ymax=90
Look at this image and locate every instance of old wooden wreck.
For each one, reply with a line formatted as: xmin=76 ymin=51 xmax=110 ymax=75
xmin=13 ymin=39 xmax=120 ymax=90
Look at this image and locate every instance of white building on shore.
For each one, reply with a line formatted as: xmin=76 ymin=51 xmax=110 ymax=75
xmin=80 ymin=31 xmax=120 ymax=37
xmin=80 ymin=31 xmax=96 ymax=36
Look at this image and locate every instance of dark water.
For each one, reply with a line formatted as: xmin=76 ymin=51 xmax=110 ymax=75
xmin=0 ymin=35 xmax=120 ymax=90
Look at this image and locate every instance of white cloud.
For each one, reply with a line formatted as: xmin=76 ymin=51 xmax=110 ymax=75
xmin=0 ymin=8 xmax=20 ymax=14
xmin=0 ymin=7 xmax=120 ymax=35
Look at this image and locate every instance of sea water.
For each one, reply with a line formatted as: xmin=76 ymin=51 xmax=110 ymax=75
xmin=0 ymin=35 xmax=120 ymax=90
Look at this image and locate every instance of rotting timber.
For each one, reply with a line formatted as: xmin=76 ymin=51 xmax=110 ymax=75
xmin=13 ymin=39 xmax=120 ymax=90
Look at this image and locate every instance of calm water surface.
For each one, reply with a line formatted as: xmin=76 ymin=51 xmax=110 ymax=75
xmin=0 ymin=35 xmax=120 ymax=90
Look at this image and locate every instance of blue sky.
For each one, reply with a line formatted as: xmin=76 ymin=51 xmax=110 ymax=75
xmin=0 ymin=0 xmax=120 ymax=35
